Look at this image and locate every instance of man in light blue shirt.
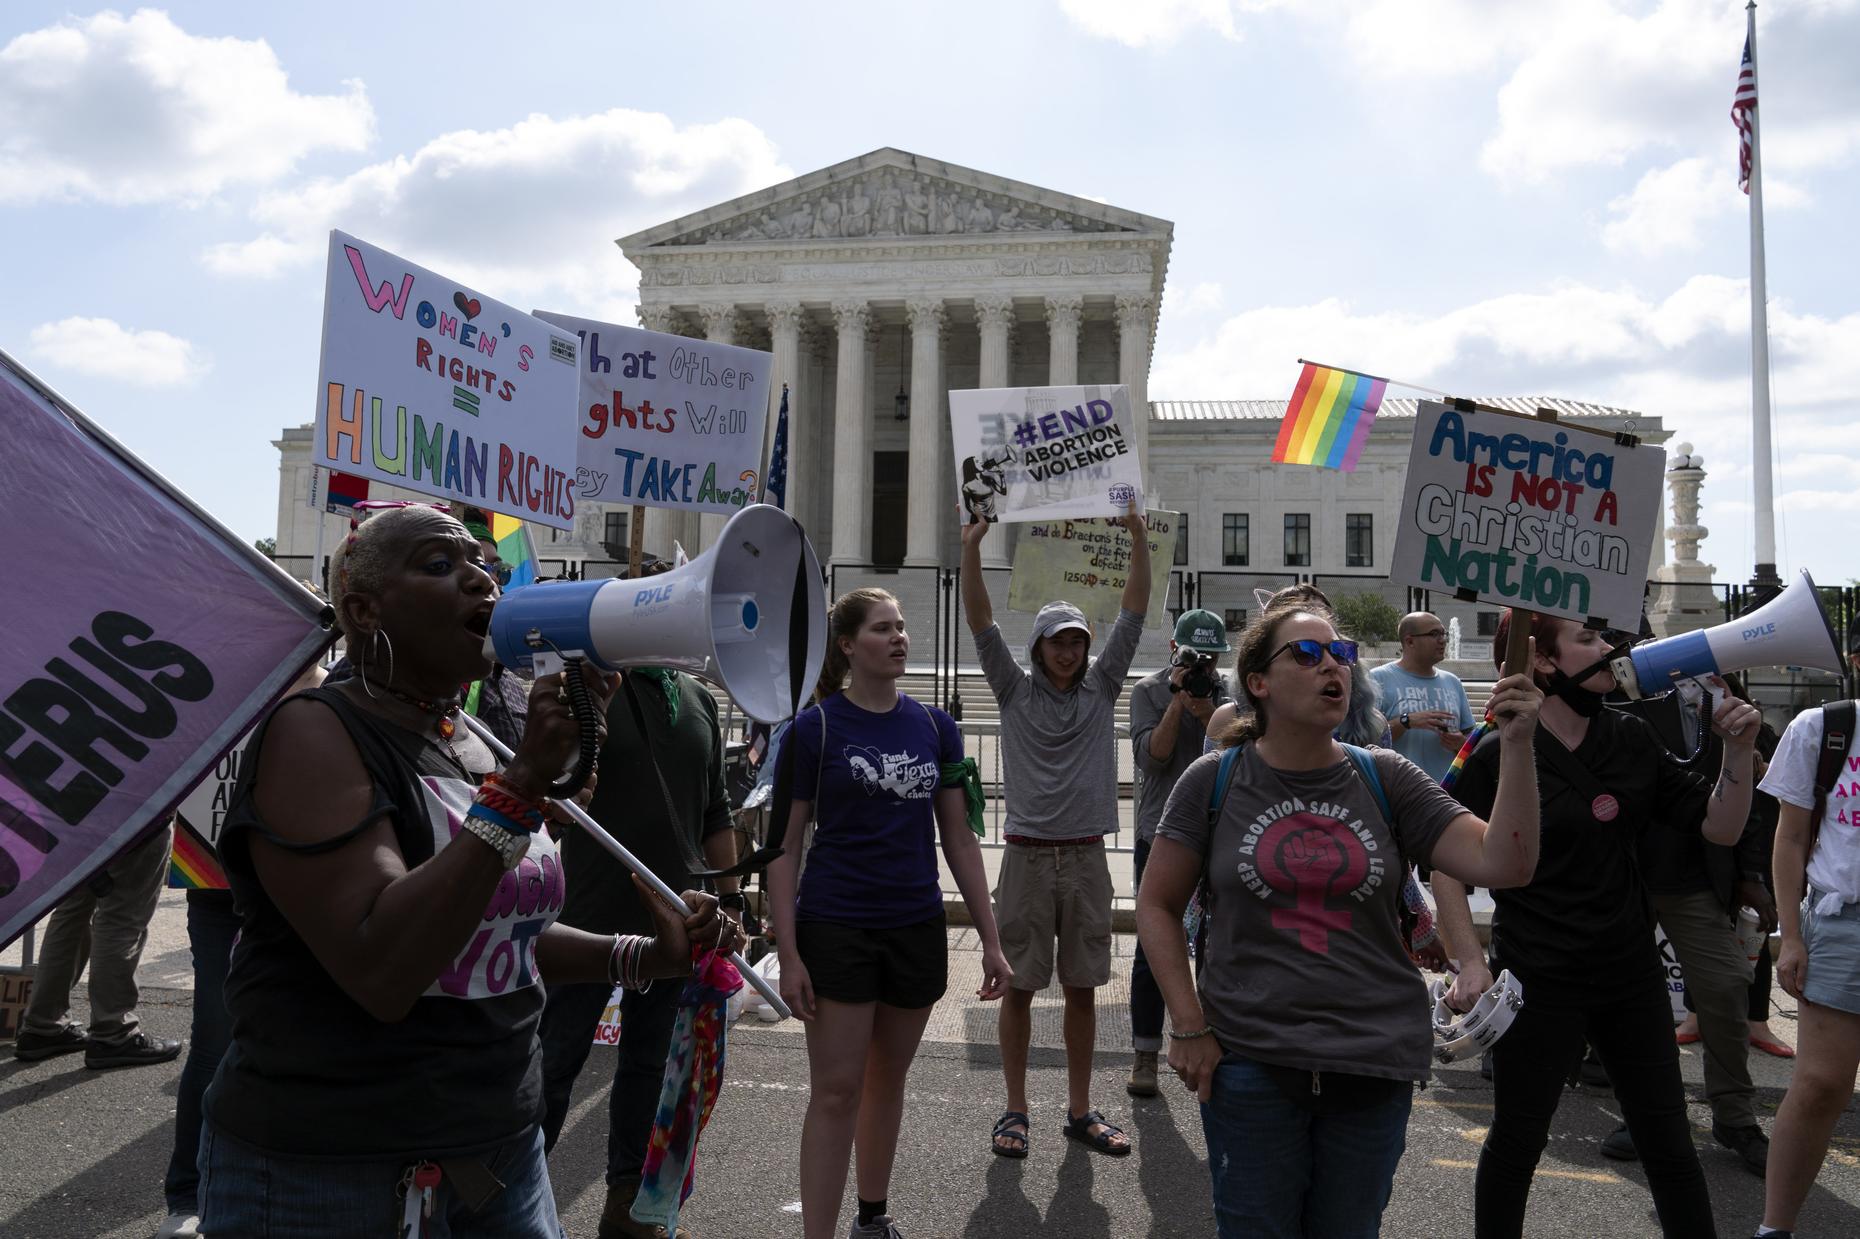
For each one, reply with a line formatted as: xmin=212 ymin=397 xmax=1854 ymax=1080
xmin=1369 ymin=611 xmax=1475 ymax=783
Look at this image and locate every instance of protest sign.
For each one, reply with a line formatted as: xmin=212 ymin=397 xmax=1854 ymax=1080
xmin=166 ymin=733 xmax=249 ymax=890
xmin=592 ymin=985 xmax=626 ymax=1045
xmin=534 ymin=312 xmax=773 ymax=514
xmin=949 ymin=384 xmax=1144 ymax=524
xmin=1008 ymin=509 xmax=1179 ymax=626
xmin=0 ymin=350 xmax=330 ymax=949
xmin=1387 ymin=401 xmax=1665 ymax=628
xmin=314 ymin=231 xmax=580 ymax=530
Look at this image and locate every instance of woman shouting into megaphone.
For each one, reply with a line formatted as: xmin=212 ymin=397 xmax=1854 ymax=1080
xmin=1432 ymin=611 xmax=1761 ymax=1239
xmin=194 ymin=504 xmax=742 ymax=1239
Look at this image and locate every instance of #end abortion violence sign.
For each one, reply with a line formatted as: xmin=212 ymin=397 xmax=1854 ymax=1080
xmin=950 ymin=384 xmax=1144 ymax=524
xmin=533 ymin=312 xmax=773 ymax=514
xmin=1009 ymin=509 xmax=1180 ymax=627
xmin=0 ymin=351 xmax=329 ymax=948
xmin=1388 ymin=401 xmax=1666 ymax=627
xmin=315 ymin=232 xmax=580 ymax=530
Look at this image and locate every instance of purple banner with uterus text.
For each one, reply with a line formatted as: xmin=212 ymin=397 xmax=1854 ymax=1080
xmin=0 ymin=352 xmax=331 ymax=948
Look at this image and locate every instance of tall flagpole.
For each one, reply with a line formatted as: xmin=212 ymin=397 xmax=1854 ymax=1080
xmin=1745 ymin=0 xmax=1780 ymax=595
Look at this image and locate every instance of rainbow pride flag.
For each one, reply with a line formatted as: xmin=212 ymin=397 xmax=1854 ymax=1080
xmin=491 ymin=512 xmax=537 ymax=589
xmin=1271 ymin=361 xmax=1388 ymax=472
xmin=168 ymin=819 xmax=228 ymax=890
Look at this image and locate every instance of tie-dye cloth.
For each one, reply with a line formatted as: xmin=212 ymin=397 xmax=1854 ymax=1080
xmin=629 ymin=949 xmax=744 ymax=1233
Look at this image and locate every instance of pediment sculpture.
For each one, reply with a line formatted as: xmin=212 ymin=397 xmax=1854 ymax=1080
xmin=670 ymin=171 xmax=1129 ymax=245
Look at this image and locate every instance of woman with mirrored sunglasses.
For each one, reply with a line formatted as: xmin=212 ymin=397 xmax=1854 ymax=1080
xmin=1137 ymin=597 xmax=1544 ymax=1238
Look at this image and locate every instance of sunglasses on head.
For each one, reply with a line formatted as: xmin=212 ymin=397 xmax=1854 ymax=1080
xmin=1268 ymin=639 xmax=1359 ymax=669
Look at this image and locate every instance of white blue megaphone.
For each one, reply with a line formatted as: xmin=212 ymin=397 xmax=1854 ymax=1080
xmin=1610 ymin=569 xmax=1842 ymax=699
xmin=486 ymin=503 xmax=825 ymax=728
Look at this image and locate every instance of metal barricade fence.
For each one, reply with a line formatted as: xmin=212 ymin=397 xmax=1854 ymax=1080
xmin=942 ymin=718 xmax=1141 ymax=910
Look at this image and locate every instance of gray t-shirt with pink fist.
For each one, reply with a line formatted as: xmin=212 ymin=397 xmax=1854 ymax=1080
xmin=1155 ymin=742 xmax=1466 ymax=1081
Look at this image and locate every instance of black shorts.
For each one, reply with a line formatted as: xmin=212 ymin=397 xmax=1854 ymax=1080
xmin=795 ymin=913 xmax=948 ymax=1009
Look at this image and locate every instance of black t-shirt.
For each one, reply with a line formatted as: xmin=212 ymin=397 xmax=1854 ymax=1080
xmin=558 ymin=671 xmax=731 ymax=938
xmin=1452 ymin=709 xmax=1711 ymax=1003
xmin=206 ymin=687 xmax=562 ymax=1158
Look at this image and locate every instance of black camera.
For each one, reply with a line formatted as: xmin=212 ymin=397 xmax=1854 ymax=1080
xmin=1172 ymin=647 xmax=1220 ymax=699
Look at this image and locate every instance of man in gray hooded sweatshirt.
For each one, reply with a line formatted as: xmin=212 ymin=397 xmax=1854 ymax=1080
xmin=960 ymin=506 xmax=1150 ymax=1160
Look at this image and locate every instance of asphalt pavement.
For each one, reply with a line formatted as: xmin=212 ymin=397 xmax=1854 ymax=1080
xmin=5 ymin=897 xmax=1860 ymax=1237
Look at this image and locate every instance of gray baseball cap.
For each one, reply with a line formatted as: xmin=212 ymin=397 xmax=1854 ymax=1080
xmin=1027 ymin=601 xmax=1092 ymax=661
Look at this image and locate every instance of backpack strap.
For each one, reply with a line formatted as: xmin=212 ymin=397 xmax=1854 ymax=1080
xmin=1342 ymin=744 xmax=1394 ymax=825
xmin=1207 ymin=745 xmax=1245 ymax=825
xmin=1809 ymin=700 xmax=1856 ymax=869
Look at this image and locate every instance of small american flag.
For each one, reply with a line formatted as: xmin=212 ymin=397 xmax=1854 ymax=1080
xmin=765 ymin=383 xmax=789 ymax=510
xmin=1731 ymin=34 xmax=1758 ymax=193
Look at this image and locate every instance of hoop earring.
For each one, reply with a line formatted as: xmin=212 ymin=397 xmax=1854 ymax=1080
xmin=358 ymin=630 xmax=380 ymax=699
xmin=377 ymin=629 xmax=396 ymax=690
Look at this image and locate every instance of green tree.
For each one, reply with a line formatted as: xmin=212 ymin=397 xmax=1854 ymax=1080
xmin=254 ymin=536 xmax=277 ymax=557
xmin=1332 ymin=591 xmax=1400 ymax=644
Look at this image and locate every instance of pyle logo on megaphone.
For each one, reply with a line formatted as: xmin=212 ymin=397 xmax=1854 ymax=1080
xmin=1611 ymin=570 xmax=1842 ymax=699
xmin=484 ymin=504 xmax=826 ymax=724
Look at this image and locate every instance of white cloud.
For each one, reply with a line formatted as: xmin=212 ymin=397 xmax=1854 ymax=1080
xmin=1151 ymin=274 xmax=1860 ymax=574
xmin=205 ymin=108 xmax=792 ymax=320
xmin=1477 ymin=0 xmax=1860 ymax=184
xmin=1057 ymin=0 xmax=1276 ymax=48
xmin=1162 ymin=280 xmax=1224 ymax=317
xmin=28 ymin=316 xmax=209 ymax=385
xmin=1604 ymin=157 xmax=1812 ymax=256
xmin=0 ymin=8 xmax=373 ymax=205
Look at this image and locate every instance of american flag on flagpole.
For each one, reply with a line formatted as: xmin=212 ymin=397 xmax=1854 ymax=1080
xmin=765 ymin=383 xmax=790 ymax=510
xmin=1731 ymin=34 xmax=1758 ymax=193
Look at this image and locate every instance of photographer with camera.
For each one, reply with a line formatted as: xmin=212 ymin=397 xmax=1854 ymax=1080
xmin=1125 ymin=610 xmax=1233 ymax=1096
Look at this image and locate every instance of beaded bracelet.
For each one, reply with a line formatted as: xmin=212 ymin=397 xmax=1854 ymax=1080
xmin=1168 ymin=1026 xmax=1217 ymax=1041
xmin=481 ymin=771 xmax=544 ymax=810
xmin=472 ymin=779 xmax=544 ymax=834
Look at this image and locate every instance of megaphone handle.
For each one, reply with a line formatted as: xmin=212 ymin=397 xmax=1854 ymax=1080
xmin=1502 ymin=608 xmax=1534 ymax=678
xmin=545 ymin=658 xmax=601 ymax=799
xmin=457 ymin=710 xmax=792 ymax=1021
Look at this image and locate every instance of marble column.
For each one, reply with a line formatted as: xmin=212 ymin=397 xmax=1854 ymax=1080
xmin=695 ymin=304 xmax=741 ymax=553
xmin=864 ymin=320 xmax=882 ymax=558
xmin=1116 ymin=293 xmax=1156 ymax=502
xmin=1045 ymin=295 xmax=1082 ymax=387
xmin=975 ymin=296 xmax=1016 ymax=567
xmin=765 ymin=302 xmax=803 ymax=518
xmin=904 ymin=298 xmax=946 ymax=565
xmin=634 ymin=304 xmax=683 ymax=562
xmin=799 ymin=321 xmax=829 ymax=548
xmin=829 ymin=300 xmax=872 ymax=565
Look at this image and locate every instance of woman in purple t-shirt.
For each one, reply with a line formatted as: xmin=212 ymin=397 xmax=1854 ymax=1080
xmin=765 ymin=588 xmax=1011 ymax=1239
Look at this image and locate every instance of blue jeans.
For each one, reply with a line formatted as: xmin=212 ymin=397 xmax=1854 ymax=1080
xmin=1199 ymin=1053 xmax=1413 ymax=1239
xmin=164 ymin=890 xmax=239 ymax=1215
xmin=536 ymin=978 xmax=682 ymax=1184
xmin=198 ymin=1121 xmax=563 ymax=1238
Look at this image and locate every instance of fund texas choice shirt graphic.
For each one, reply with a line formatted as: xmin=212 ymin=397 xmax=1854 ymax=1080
xmin=792 ymin=692 xmax=962 ymax=928
xmin=418 ymin=772 xmax=565 ymax=999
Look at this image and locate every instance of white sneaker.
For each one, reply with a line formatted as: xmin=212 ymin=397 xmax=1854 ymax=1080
xmin=155 ymin=1212 xmax=200 ymax=1239
xmin=846 ymin=1215 xmax=903 ymax=1238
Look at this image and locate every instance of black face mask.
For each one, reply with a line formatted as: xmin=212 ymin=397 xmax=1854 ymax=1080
xmin=1539 ymin=639 xmax=1633 ymax=718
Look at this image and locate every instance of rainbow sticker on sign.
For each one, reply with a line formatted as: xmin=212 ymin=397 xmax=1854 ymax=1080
xmin=1271 ymin=361 xmax=1388 ymax=473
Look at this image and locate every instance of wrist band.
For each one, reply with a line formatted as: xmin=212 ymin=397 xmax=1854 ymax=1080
xmin=1169 ymin=1026 xmax=1216 ymax=1041
xmin=472 ymin=777 xmax=545 ymax=834
xmin=607 ymin=933 xmax=655 ymax=993
xmin=482 ymin=770 xmax=544 ymax=810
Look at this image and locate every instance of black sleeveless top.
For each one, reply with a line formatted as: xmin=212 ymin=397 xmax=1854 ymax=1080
xmin=204 ymin=687 xmax=565 ymax=1158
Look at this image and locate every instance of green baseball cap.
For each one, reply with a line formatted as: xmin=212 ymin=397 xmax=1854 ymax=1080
xmin=1173 ymin=609 xmax=1231 ymax=654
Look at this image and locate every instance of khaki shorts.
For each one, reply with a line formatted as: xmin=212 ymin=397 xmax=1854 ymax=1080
xmin=993 ymin=838 xmax=1114 ymax=991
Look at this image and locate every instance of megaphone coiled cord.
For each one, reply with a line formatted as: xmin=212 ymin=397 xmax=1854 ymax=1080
xmin=529 ymin=635 xmax=601 ymax=798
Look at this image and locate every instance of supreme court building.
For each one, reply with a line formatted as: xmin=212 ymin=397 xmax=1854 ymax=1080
xmin=274 ymin=147 xmax=1666 ymax=644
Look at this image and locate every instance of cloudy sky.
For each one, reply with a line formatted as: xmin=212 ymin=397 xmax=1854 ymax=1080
xmin=4 ymin=1 xmax=1856 ymax=582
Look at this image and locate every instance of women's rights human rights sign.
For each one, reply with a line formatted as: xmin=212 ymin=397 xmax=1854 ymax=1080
xmin=313 ymin=232 xmax=580 ymax=530
xmin=1387 ymin=401 xmax=1666 ymax=627
xmin=950 ymin=384 xmax=1144 ymax=523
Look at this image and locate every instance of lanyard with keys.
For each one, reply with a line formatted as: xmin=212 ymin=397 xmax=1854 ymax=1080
xmin=398 ymin=1161 xmax=442 ymax=1236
